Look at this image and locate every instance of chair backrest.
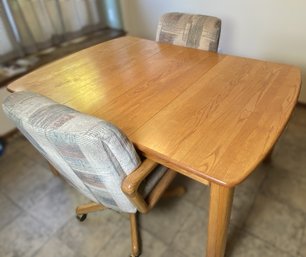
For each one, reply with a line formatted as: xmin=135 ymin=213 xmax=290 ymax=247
xmin=156 ymin=12 xmax=221 ymax=52
xmin=3 ymin=91 xmax=141 ymax=213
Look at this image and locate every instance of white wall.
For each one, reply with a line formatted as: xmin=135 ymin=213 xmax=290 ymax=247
xmin=120 ymin=0 xmax=306 ymax=103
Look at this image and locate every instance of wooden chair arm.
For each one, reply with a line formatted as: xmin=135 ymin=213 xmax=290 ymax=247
xmin=121 ymin=159 xmax=158 ymax=213
xmin=121 ymin=159 xmax=158 ymax=197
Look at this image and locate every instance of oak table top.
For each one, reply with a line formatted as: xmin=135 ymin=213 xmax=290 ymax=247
xmin=7 ymin=36 xmax=301 ymax=187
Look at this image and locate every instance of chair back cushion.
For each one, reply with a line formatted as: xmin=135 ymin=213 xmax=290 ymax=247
xmin=156 ymin=12 xmax=221 ymax=52
xmin=3 ymin=92 xmax=141 ymax=213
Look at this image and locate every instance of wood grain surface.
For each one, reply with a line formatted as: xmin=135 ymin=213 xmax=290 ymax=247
xmin=7 ymin=36 xmax=301 ymax=187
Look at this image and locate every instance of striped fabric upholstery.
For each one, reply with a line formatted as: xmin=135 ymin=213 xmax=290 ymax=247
xmin=156 ymin=12 xmax=221 ymax=52
xmin=3 ymin=91 xmax=167 ymax=213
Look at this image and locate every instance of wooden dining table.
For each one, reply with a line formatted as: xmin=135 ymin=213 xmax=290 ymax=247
xmin=7 ymin=36 xmax=301 ymax=257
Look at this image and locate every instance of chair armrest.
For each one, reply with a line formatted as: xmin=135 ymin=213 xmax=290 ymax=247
xmin=122 ymin=159 xmax=158 ymax=197
xmin=121 ymin=159 xmax=158 ymax=213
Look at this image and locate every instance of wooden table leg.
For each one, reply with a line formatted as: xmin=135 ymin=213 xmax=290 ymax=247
xmin=206 ymin=183 xmax=234 ymax=257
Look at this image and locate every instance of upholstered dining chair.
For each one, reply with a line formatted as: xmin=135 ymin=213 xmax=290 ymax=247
xmin=156 ymin=12 xmax=222 ymax=52
xmin=3 ymin=91 xmax=185 ymax=257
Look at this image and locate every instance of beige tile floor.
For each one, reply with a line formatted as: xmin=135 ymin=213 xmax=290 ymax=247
xmin=0 ymin=106 xmax=305 ymax=257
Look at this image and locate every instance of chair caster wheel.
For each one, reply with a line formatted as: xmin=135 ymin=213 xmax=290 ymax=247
xmin=76 ymin=214 xmax=87 ymax=222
